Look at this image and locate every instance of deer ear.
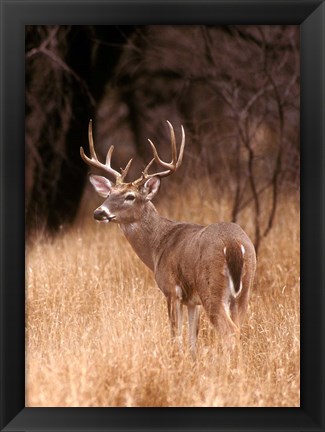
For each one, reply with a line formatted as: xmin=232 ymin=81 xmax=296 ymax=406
xmin=143 ymin=177 xmax=160 ymax=201
xmin=89 ymin=174 xmax=113 ymax=198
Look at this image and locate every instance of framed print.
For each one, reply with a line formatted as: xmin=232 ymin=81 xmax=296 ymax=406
xmin=1 ymin=0 xmax=324 ymax=431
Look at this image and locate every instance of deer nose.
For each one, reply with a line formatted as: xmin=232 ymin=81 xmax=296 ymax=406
xmin=94 ymin=208 xmax=106 ymax=220
xmin=94 ymin=207 xmax=116 ymax=222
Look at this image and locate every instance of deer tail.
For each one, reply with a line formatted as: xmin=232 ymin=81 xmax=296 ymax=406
xmin=223 ymin=242 xmax=245 ymax=298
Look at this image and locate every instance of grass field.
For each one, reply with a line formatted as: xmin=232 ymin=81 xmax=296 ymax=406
xmin=26 ymin=181 xmax=300 ymax=407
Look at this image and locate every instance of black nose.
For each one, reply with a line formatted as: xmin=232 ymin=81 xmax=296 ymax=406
xmin=94 ymin=208 xmax=107 ymax=221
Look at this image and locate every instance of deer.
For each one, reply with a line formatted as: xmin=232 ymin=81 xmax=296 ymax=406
xmin=80 ymin=120 xmax=256 ymax=359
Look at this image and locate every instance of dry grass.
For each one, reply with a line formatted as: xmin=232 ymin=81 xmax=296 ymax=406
xmin=26 ymin=180 xmax=300 ymax=407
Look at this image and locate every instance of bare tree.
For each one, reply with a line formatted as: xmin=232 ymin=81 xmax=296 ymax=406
xmin=25 ymin=25 xmax=135 ymax=233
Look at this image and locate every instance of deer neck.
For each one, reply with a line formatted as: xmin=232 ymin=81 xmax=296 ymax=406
xmin=119 ymin=202 xmax=170 ymax=271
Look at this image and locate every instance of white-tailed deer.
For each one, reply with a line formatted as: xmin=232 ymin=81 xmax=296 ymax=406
xmin=81 ymin=120 xmax=256 ymax=358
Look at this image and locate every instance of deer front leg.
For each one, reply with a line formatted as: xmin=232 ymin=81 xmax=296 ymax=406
xmin=166 ymin=290 xmax=183 ymax=349
xmin=187 ymin=304 xmax=201 ymax=360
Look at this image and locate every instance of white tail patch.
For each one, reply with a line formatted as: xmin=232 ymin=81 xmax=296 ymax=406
xmin=237 ymin=281 xmax=243 ymax=296
xmin=175 ymin=285 xmax=182 ymax=299
xmin=225 ymin=267 xmax=236 ymax=297
xmin=225 ymin=265 xmax=243 ymax=299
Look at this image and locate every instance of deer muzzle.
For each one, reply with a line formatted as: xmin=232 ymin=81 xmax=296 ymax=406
xmin=94 ymin=207 xmax=116 ymax=222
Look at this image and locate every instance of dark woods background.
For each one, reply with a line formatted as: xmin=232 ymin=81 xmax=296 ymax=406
xmin=25 ymin=25 xmax=300 ymax=253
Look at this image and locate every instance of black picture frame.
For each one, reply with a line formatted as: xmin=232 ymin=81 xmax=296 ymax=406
xmin=1 ymin=1 xmax=324 ymax=431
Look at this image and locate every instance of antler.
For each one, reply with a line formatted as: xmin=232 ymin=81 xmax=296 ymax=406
xmin=133 ymin=121 xmax=185 ymax=186
xmin=80 ymin=120 xmax=132 ymax=184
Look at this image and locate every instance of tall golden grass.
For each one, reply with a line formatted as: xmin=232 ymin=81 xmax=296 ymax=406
xmin=26 ymin=180 xmax=300 ymax=407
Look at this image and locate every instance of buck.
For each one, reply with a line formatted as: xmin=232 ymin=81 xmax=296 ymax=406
xmin=81 ymin=120 xmax=256 ymax=358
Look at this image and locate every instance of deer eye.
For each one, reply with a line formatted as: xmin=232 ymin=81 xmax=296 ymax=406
xmin=125 ymin=194 xmax=136 ymax=201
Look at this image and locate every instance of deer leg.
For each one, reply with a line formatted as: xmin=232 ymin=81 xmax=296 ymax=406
xmin=219 ymin=304 xmax=240 ymax=340
xmin=167 ymin=295 xmax=183 ymax=349
xmin=200 ymin=294 xmax=240 ymax=347
xmin=176 ymin=299 xmax=183 ymax=347
xmin=236 ymin=273 xmax=252 ymax=326
xmin=229 ymin=300 xmax=240 ymax=329
xmin=187 ymin=304 xmax=201 ymax=360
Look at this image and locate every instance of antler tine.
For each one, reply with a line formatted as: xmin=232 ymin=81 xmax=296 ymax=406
xmin=105 ymin=144 xmax=114 ymax=165
xmin=88 ymin=119 xmax=97 ymax=160
xmin=120 ymin=158 xmax=133 ymax=180
xmin=167 ymin=120 xmax=185 ymax=169
xmin=167 ymin=120 xmax=177 ymax=164
xmin=176 ymin=124 xmax=185 ymax=169
xmin=80 ymin=120 xmax=122 ymax=182
xmin=142 ymin=158 xmax=155 ymax=176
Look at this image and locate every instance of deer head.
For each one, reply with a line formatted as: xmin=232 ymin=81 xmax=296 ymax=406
xmin=80 ymin=120 xmax=185 ymax=224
